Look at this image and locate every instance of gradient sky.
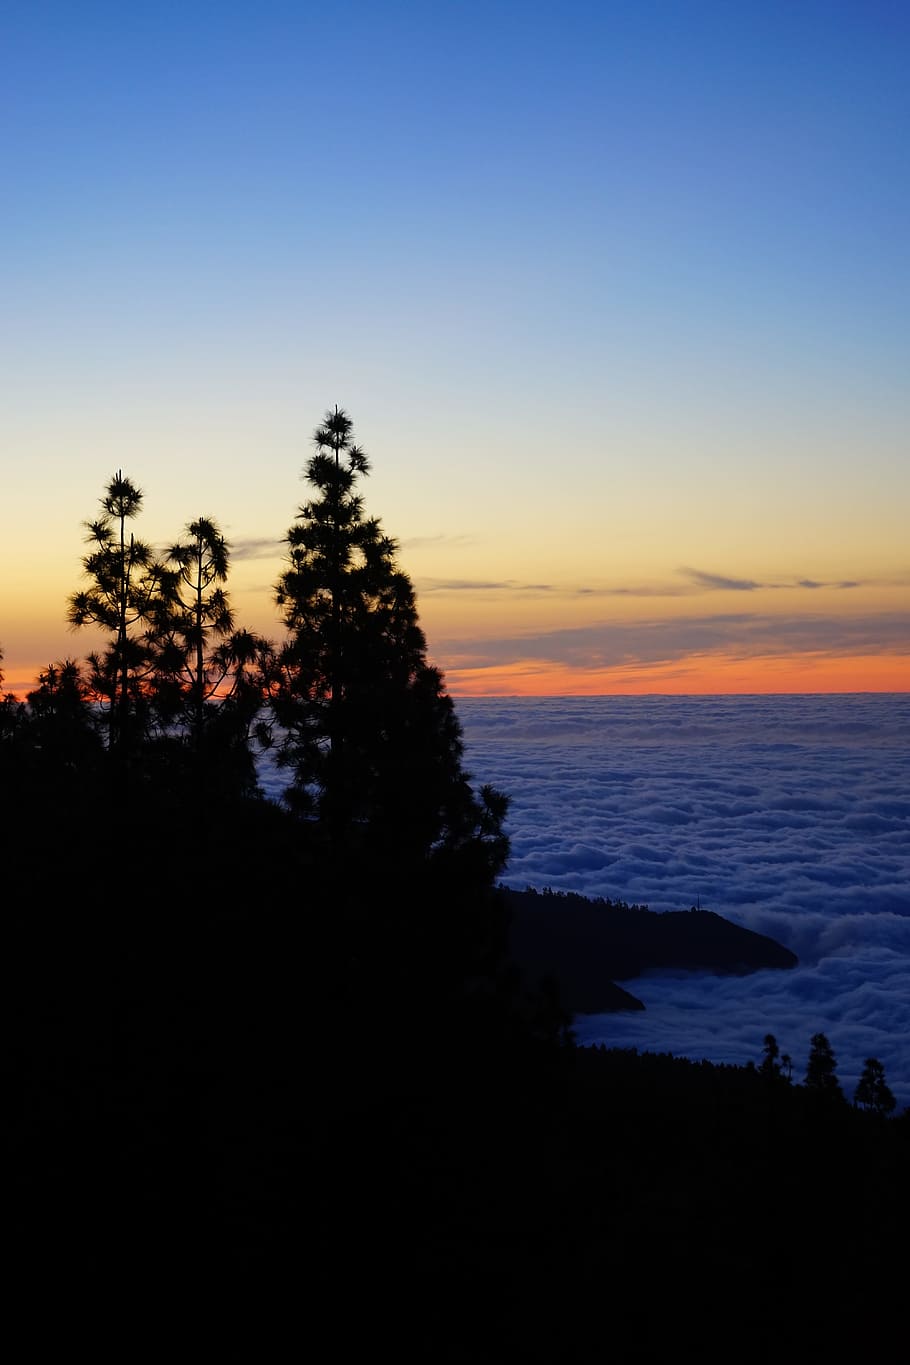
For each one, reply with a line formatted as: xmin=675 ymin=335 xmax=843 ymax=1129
xmin=2 ymin=0 xmax=909 ymax=696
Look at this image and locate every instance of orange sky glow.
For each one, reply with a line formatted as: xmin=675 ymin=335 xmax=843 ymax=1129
xmin=445 ymin=653 xmax=910 ymax=698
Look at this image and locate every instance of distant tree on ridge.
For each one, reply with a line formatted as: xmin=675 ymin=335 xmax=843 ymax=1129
xmin=804 ymin=1032 xmax=843 ymax=1100
xmin=853 ymin=1057 xmax=896 ymax=1116
xmin=759 ymin=1033 xmax=781 ymax=1077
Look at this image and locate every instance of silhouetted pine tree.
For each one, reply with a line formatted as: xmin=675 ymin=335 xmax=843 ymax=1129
xmin=759 ymin=1032 xmax=781 ymax=1077
xmin=158 ymin=516 xmax=235 ymax=740
xmin=0 ymin=647 xmax=24 ymax=750
xmin=24 ymin=659 xmax=102 ymax=774
xmin=853 ymin=1057 xmax=896 ymax=1116
xmin=68 ymin=471 xmax=174 ymax=757
xmin=154 ymin=516 xmax=274 ymax=792
xmin=804 ymin=1032 xmax=844 ymax=1100
xmin=266 ymin=405 xmax=518 ymax=1074
xmin=271 ymin=406 xmax=509 ymax=881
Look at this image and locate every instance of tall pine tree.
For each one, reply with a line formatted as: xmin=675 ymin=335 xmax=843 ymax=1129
xmin=68 ymin=471 xmax=173 ymax=757
xmin=272 ymin=407 xmax=509 ymax=884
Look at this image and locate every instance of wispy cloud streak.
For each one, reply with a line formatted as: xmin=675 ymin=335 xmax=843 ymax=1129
xmin=230 ymin=537 xmax=284 ymax=562
xmin=681 ymin=567 xmax=761 ymax=591
xmin=437 ymin=611 xmax=910 ymax=671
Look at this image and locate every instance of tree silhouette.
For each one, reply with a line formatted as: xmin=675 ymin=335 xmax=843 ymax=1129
xmin=157 ymin=516 xmax=273 ymax=759
xmin=271 ymin=406 xmax=509 ymax=880
xmin=853 ymin=1058 xmax=896 ymax=1116
xmin=759 ymin=1033 xmax=781 ymax=1077
xmin=804 ymin=1032 xmax=843 ymax=1098
xmin=160 ymin=516 xmax=234 ymax=740
xmin=24 ymin=659 xmax=101 ymax=771
xmin=0 ymin=646 xmax=23 ymax=744
xmin=68 ymin=471 xmax=173 ymax=756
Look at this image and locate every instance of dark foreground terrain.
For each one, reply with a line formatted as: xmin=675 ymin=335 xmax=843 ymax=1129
xmin=3 ymin=795 xmax=908 ymax=1358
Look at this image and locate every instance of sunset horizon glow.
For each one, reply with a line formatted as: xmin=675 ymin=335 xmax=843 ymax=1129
xmin=443 ymin=653 xmax=910 ymax=699
xmin=4 ymin=635 xmax=908 ymax=703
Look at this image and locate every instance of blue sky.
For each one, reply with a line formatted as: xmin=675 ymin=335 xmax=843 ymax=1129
xmin=3 ymin=1 xmax=909 ymax=693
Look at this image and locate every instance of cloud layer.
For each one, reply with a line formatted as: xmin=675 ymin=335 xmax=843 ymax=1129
xmin=454 ymin=694 xmax=910 ymax=1109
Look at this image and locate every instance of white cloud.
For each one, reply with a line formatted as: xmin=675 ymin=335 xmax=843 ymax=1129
xmin=454 ymin=694 xmax=910 ymax=1110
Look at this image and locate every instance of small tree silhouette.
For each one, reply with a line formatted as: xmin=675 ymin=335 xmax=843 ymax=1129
xmin=759 ymin=1033 xmax=781 ymax=1077
xmin=157 ymin=516 xmax=273 ymax=756
xmin=161 ymin=516 xmax=234 ymax=741
xmin=0 ymin=646 xmax=22 ymax=742
xmin=804 ymin=1032 xmax=843 ymax=1099
xmin=25 ymin=660 xmax=101 ymax=769
xmin=853 ymin=1058 xmax=896 ymax=1116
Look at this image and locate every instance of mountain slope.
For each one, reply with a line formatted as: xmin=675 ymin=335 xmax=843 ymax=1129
xmin=502 ymin=885 xmax=798 ymax=1013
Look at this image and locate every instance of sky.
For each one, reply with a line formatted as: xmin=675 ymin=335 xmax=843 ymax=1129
xmin=2 ymin=0 xmax=909 ymax=696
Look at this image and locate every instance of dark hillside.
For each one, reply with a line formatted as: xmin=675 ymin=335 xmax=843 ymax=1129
xmin=2 ymin=806 xmax=908 ymax=1359
xmin=502 ymin=885 xmax=798 ymax=1013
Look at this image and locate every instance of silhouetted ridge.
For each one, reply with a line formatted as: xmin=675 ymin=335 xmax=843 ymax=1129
xmin=502 ymin=885 xmax=797 ymax=1013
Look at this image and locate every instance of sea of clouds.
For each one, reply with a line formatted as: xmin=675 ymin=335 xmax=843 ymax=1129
xmin=453 ymin=694 xmax=910 ymax=1111
xmin=257 ymin=694 xmax=910 ymax=1110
